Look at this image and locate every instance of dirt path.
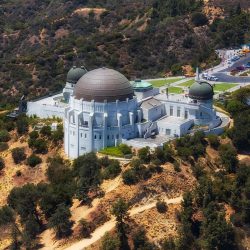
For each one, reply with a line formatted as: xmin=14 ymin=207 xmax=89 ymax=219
xmin=63 ymin=196 xmax=183 ymax=250
xmin=40 ymin=177 xmax=122 ymax=249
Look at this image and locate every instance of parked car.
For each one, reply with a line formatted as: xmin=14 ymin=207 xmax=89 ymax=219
xmin=236 ymin=65 xmax=245 ymax=71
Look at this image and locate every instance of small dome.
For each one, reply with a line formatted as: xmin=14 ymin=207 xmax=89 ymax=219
xmin=73 ymin=68 xmax=134 ymax=102
xmin=67 ymin=66 xmax=87 ymax=84
xmin=189 ymin=81 xmax=214 ymax=100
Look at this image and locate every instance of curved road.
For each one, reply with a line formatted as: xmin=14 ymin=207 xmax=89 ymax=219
xmin=213 ymin=53 xmax=250 ymax=83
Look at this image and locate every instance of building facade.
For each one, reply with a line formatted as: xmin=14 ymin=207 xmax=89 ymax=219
xmin=27 ymin=66 xmax=225 ymax=159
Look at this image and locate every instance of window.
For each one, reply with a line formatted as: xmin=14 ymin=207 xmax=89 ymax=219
xmin=85 ymin=133 xmax=87 ymax=138
xmin=80 ymin=133 xmax=83 ymax=138
xmin=99 ymin=135 xmax=102 ymax=140
xmin=116 ymin=134 xmax=119 ymax=139
xmin=107 ymin=135 xmax=110 ymax=140
xmin=185 ymin=110 xmax=188 ymax=119
xmin=170 ymin=106 xmax=173 ymax=116
xmin=112 ymin=135 xmax=114 ymax=139
xmin=177 ymin=107 xmax=181 ymax=117
xmin=73 ymin=131 xmax=75 ymax=136
xmin=200 ymin=112 xmax=202 ymax=117
xmin=94 ymin=135 xmax=97 ymax=139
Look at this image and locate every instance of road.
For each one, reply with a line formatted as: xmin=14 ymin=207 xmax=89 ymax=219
xmin=212 ymin=52 xmax=250 ymax=83
xmin=64 ymin=196 xmax=183 ymax=250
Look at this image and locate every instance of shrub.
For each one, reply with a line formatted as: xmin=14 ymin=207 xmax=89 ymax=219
xmin=27 ymin=154 xmax=42 ymax=167
xmin=219 ymin=144 xmax=238 ymax=173
xmin=122 ymin=169 xmax=138 ymax=185
xmin=29 ymin=131 xmax=39 ymax=140
xmin=79 ymin=219 xmax=93 ymax=238
xmin=0 ymin=157 xmax=5 ymax=171
xmin=0 ymin=142 xmax=8 ymax=152
xmin=118 ymin=144 xmax=132 ymax=155
xmin=0 ymin=130 xmax=10 ymax=142
xmin=102 ymin=160 xmax=121 ymax=179
xmin=101 ymin=232 xmax=120 ymax=250
xmin=156 ymin=200 xmax=167 ymax=213
xmin=12 ymin=147 xmax=26 ymax=164
xmin=207 ymin=134 xmax=220 ymax=149
xmin=40 ymin=125 xmax=52 ymax=137
xmin=173 ymin=160 xmax=181 ymax=172
xmin=16 ymin=170 xmax=22 ymax=176
xmin=138 ymin=147 xmax=151 ymax=163
xmin=52 ymin=125 xmax=64 ymax=142
xmin=33 ymin=139 xmax=48 ymax=154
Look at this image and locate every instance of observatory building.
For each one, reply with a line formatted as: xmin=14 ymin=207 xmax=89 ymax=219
xmin=27 ymin=66 xmax=224 ymax=159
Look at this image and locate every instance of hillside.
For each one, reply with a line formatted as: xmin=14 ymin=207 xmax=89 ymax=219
xmin=1 ymin=0 xmax=250 ymax=106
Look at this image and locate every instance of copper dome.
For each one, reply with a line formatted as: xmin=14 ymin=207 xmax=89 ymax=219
xmin=73 ymin=68 xmax=134 ymax=102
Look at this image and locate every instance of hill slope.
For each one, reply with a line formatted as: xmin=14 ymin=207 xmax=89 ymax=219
xmin=1 ymin=0 xmax=250 ymax=105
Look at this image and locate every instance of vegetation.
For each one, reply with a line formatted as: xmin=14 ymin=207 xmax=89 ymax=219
xmin=27 ymin=154 xmax=42 ymax=167
xmin=100 ymin=144 xmax=132 ymax=158
xmin=156 ymin=200 xmax=168 ymax=213
xmin=11 ymin=147 xmax=26 ymax=164
xmin=48 ymin=204 xmax=73 ymax=239
xmin=149 ymin=78 xmax=182 ymax=87
xmin=101 ymin=232 xmax=120 ymax=250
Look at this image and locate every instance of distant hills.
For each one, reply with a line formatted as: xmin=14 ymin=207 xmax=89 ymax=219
xmin=0 ymin=0 xmax=250 ymax=106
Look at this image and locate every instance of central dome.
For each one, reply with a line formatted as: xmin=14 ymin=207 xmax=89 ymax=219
xmin=189 ymin=81 xmax=214 ymax=100
xmin=73 ymin=68 xmax=134 ymax=102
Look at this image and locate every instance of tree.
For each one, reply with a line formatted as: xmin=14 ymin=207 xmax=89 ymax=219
xmin=0 ymin=129 xmax=10 ymax=142
xmin=201 ymin=203 xmax=236 ymax=250
xmin=48 ymin=204 xmax=73 ymax=239
xmin=111 ymin=198 xmax=129 ymax=249
xmin=0 ymin=205 xmax=14 ymax=226
xmin=191 ymin=12 xmax=208 ymax=26
xmin=7 ymin=184 xmax=41 ymax=225
xmin=27 ymin=154 xmax=42 ymax=167
xmin=132 ymin=227 xmax=152 ymax=250
xmin=73 ymin=153 xmax=101 ymax=201
xmin=29 ymin=131 xmax=39 ymax=140
xmin=16 ymin=115 xmax=29 ymax=135
xmin=11 ymin=147 xmax=26 ymax=164
xmin=207 ymin=134 xmax=220 ymax=149
xmin=102 ymin=160 xmax=121 ymax=179
xmin=138 ymin=147 xmax=151 ymax=163
xmin=40 ymin=125 xmax=52 ymax=137
xmin=219 ymin=144 xmax=238 ymax=173
xmin=101 ymin=232 xmax=120 ymax=250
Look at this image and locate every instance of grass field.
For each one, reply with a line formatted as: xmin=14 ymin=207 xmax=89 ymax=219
xmin=168 ymin=86 xmax=183 ymax=94
xmin=149 ymin=78 xmax=182 ymax=87
xmin=178 ymin=79 xmax=195 ymax=87
xmin=99 ymin=146 xmax=123 ymax=157
xmin=213 ymin=83 xmax=238 ymax=92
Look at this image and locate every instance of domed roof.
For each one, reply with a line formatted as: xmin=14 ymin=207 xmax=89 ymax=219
xmin=67 ymin=66 xmax=87 ymax=84
xmin=189 ymin=81 xmax=214 ymax=100
xmin=73 ymin=68 xmax=134 ymax=102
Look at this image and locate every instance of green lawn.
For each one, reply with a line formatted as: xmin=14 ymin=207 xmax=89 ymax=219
xmin=178 ymin=79 xmax=195 ymax=87
xmin=168 ymin=86 xmax=183 ymax=94
xmin=99 ymin=146 xmax=123 ymax=157
xmin=213 ymin=83 xmax=238 ymax=92
xmin=148 ymin=78 xmax=182 ymax=87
